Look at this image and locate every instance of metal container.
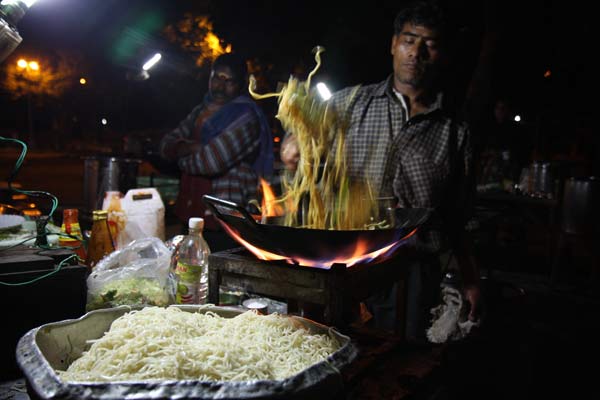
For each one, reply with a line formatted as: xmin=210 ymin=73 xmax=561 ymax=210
xmin=561 ymin=176 xmax=599 ymax=235
xmin=531 ymin=161 xmax=554 ymax=197
xmin=83 ymin=156 xmax=141 ymax=212
xmin=17 ymin=305 xmax=357 ymax=400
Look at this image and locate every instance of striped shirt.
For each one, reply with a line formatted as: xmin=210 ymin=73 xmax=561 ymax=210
xmin=330 ymin=76 xmax=474 ymax=252
xmin=159 ymin=101 xmax=264 ymax=224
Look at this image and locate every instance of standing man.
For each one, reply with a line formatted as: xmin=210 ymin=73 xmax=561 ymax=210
xmin=282 ymin=1 xmax=481 ymax=341
xmin=160 ymin=53 xmax=273 ymax=251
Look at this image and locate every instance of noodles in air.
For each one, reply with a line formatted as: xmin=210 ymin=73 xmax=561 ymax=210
xmin=249 ymin=46 xmax=384 ymax=231
xmin=58 ymin=307 xmax=340 ymax=382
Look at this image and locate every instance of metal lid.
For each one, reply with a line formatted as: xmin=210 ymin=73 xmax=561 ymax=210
xmin=92 ymin=210 xmax=108 ymax=220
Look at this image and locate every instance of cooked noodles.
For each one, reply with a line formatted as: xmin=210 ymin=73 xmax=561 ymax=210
xmin=58 ymin=307 xmax=339 ymax=382
xmin=250 ymin=47 xmax=382 ymax=230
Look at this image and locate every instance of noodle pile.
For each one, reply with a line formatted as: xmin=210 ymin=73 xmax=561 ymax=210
xmin=59 ymin=307 xmax=340 ymax=382
xmin=250 ymin=47 xmax=382 ymax=230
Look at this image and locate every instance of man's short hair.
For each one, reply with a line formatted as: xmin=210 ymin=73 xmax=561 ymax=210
xmin=393 ymin=1 xmax=451 ymax=38
xmin=212 ymin=53 xmax=247 ymax=84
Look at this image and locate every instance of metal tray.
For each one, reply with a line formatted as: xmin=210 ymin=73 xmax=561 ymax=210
xmin=16 ymin=305 xmax=357 ymax=400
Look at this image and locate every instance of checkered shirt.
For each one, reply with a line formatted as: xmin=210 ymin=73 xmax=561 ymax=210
xmin=330 ymin=76 xmax=474 ymax=252
xmin=159 ymin=103 xmax=261 ymax=207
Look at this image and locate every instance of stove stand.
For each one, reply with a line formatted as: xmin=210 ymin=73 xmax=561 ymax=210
xmin=208 ymin=247 xmax=416 ymax=334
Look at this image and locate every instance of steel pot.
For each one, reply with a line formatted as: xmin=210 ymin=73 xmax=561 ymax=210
xmin=561 ymin=176 xmax=598 ymax=235
xmin=83 ymin=156 xmax=141 ymax=211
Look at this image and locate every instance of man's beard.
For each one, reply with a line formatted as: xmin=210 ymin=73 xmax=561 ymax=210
xmin=396 ymin=67 xmax=436 ymax=88
xmin=398 ymin=74 xmax=420 ymax=86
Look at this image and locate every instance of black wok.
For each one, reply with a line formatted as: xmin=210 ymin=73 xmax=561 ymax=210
xmin=202 ymin=195 xmax=431 ymax=263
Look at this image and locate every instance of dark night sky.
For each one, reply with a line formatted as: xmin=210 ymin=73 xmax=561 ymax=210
xmin=3 ymin=0 xmax=595 ymax=138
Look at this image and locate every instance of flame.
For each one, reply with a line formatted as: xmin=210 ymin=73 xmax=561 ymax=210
xmin=220 ymin=223 xmax=287 ymax=262
xmin=221 ymin=218 xmax=417 ymax=269
xmin=260 ymin=178 xmax=283 ymax=217
xmin=289 ymin=229 xmax=417 ymax=268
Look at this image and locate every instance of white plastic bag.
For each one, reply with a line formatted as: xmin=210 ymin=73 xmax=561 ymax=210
xmin=86 ymin=237 xmax=176 ymax=310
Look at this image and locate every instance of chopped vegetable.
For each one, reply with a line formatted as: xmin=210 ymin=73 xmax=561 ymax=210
xmin=86 ymin=277 xmax=172 ymax=311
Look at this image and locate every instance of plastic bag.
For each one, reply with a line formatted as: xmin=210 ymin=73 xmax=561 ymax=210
xmin=86 ymin=237 xmax=176 ymax=311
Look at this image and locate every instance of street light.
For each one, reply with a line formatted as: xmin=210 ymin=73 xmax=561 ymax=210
xmin=123 ymin=52 xmax=163 ymax=132
xmin=126 ymin=52 xmax=162 ymax=81
xmin=142 ymin=53 xmax=161 ymax=71
xmin=316 ymin=82 xmax=332 ymax=101
xmin=15 ymin=56 xmax=40 ymax=143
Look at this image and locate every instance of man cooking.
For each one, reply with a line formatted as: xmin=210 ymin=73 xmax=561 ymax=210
xmin=281 ymin=0 xmax=481 ymax=342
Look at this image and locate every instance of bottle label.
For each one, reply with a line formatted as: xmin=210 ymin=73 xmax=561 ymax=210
xmin=175 ymin=261 xmax=205 ymax=304
xmin=59 ymin=222 xmax=82 ymax=243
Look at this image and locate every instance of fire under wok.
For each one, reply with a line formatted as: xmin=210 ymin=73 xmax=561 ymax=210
xmin=202 ymin=195 xmax=432 ymax=265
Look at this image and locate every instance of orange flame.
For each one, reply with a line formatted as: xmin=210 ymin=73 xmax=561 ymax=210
xmin=221 ymin=220 xmax=417 ymax=269
xmin=260 ymin=178 xmax=284 ymax=217
xmin=220 ymin=223 xmax=287 ymax=261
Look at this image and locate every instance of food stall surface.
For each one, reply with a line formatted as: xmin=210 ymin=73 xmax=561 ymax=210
xmin=2 ymin=272 xmax=598 ymax=399
xmin=0 ymin=245 xmax=87 ymax=380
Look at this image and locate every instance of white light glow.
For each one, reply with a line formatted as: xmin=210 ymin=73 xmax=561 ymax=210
xmin=514 ymin=115 xmax=521 ymax=122
xmin=101 ymin=118 xmax=107 ymax=126
xmin=142 ymin=53 xmax=161 ymax=71
xmin=2 ymin=0 xmax=39 ymax=7
xmin=316 ymin=82 xmax=332 ymax=100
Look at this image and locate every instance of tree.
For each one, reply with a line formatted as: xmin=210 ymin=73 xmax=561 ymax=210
xmin=2 ymin=51 xmax=79 ymax=99
xmin=163 ymin=14 xmax=232 ymax=67
xmin=1 ymin=51 xmax=81 ymax=145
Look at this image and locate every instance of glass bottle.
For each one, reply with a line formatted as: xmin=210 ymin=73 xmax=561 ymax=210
xmin=102 ymin=191 xmax=125 ymax=249
xmin=173 ymin=217 xmax=211 ymax=304
xmin=58 ymin=208 xmax=86 ymax=261
xmin=86 ymin=210 xmax=115 ymax=271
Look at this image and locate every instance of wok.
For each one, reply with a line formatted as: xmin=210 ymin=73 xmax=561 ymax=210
xmin=202 ymin=195 xmax=431 ymax=262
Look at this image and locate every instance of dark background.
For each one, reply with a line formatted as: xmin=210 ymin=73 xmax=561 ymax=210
xmin=0 ymin=0 xmax=596 ymax=165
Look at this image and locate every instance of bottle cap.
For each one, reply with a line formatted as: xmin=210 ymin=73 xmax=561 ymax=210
xmin=188 ymin=217 xmax=204 ymax=230
xmin=92 ymin=210 xmax=109 ymax=220
xmin=63 ymin=208 xmax=78 ymax=218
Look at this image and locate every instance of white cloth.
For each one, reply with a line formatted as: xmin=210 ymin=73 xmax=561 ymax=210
xmin=427 ymin=285 xmax=480 ymax=343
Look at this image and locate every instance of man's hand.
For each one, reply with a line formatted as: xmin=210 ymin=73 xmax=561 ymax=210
xmin=280 ymin=134 xmax=300 ymax=171
xmin=463 ymin=283 xmax=482 ymax=321
xmin=163 ymin=138 xmax=195 ymax=161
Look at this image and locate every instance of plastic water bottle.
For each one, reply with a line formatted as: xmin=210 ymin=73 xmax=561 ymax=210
xmin=174 ymin=217 xmax=210 ymax=304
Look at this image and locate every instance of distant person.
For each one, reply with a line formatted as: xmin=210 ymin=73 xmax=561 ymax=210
xmin=159 ymin=53 xmax=274 ymax=251
xmin=478 ymin=98 xmax=532 ymax=188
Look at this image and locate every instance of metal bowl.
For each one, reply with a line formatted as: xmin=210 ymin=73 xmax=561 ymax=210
xmin=17 ymin=305 xmax=357 ymax=400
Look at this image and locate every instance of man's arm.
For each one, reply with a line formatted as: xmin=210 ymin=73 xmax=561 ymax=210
xmin=280 ymin=133 xmax=300 ymax=171
xmin=448 ymin=125 xmax=482 ymax=321
xmin=159 ymin=106 xmax=201 ymax=161
xmin=177 ymin=110 xmax=261 ymax=176
xmin=453 ymin=231 xmax=481 ymax=321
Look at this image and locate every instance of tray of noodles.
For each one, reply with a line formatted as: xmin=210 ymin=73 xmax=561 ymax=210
xmin=16 ymin=305 xmax=357 ymax=400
